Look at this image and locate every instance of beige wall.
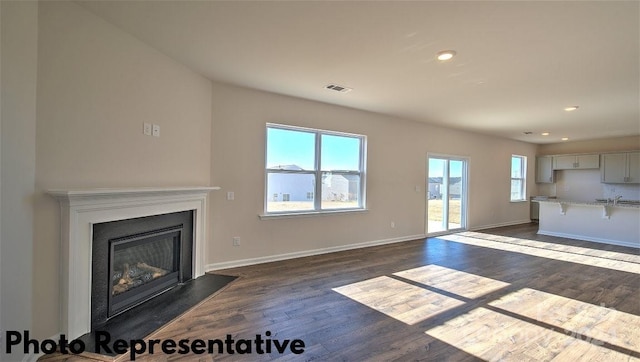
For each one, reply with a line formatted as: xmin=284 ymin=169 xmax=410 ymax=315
xmin=1 ymin=2 xmax=38 ymax=360
xmin=33 ymin=1 xmax=212 ymax=339
xmin=537 ymin=136 xmax=640 ymax=155
xmin=209 ymin=83 xmax=538 ymax=267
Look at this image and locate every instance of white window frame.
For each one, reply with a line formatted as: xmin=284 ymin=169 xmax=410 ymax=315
xmin=510 ymin=155 xmax=527 ymax=202
xmin=263 ymin=123 xmax=367 ymax=216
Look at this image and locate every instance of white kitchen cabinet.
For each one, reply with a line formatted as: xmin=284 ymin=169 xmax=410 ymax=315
xmin=601 ymin=152 xmax=640 ymax=183
xmin=535 ymin=156 xmax=554 ymax=183
xmin=552 ymin=154 xmax=600 ymax=170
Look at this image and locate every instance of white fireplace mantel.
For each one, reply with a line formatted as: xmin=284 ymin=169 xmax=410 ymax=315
xmin=48 ymin=186 xmax=219 ymax=339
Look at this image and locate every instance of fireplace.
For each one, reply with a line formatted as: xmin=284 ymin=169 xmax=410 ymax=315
xmin=109 ymin=227 xmax=181 ymax=316
xmin=90 ymin=211 xmax=194 ymax=329
xmin=48 ymin=187 xmax=218 ymax=340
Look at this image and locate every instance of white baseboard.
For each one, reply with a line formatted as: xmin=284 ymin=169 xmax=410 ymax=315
xmin=205 ymin=234 xmax=427 ymax=271
xmin=537 ymin=230 xmax=640 ymax=249
xmin=470 ymin=220 xmax=532 ymax=231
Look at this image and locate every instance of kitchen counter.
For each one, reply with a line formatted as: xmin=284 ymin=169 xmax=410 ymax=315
xmin=536 ymin=199 xmax=639 ymax=248
xmin=534 ymin=198 xmax=640 ymax=209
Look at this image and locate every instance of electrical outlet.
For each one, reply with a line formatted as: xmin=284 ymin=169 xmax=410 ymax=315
xmin=232 ymin=237 xmax=240 ymax=246
xmin=391 ymin=221 xmax=395 ymax=228
xmin=143 ymin=123 xmax=152 ymax=136
xmin=152 ymin=124 xmax=160 ymax=137
xmin=227 ymin=191 xmax=235 ymax=201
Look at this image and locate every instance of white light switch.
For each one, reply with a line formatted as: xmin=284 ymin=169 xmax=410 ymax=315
xmin=227 ymin=191 xmax=235 ymax=200
xmin=152 ymin=124 xmax=160 ymax=137
xmin=143 ymin=123 xmax=152 ymax=136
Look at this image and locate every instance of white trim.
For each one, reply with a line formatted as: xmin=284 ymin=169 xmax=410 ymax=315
xmin=510 ymin=154 xmax=527 ymax=202
xmin=264 ymin=123 xmax=367 ymax=215
xmin=259 ymin=208 xmax=368 ymax=220
xmin=427 ymin=229 xmax=465 ymax=238
xmin=206 ymin=234 xmax=427 ymax=271
xmin=48 ymin=187 xmax=219 ymax=340
xmin=425 ymin=153 xmax=470 ymax=235
xmin=470 ymin=220 xmax=532 ymax=231
xmin=537 ymin=230 xmax=639 ymax=249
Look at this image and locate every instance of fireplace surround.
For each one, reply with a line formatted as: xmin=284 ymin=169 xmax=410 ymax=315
xmin=91 ymin=210 xmax=194 ymax=329
xmin=49 ymin=187 xmax=218 ymax=340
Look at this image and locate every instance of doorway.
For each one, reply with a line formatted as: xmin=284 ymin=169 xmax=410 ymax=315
xmin=427 ymin=155 xmax=468 ymax=234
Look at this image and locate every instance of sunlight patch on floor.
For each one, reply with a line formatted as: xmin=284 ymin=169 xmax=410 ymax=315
xmin=461 ymin=231 xmax=640 ymax=264
xmin=394 ymin=264 xmax=510 ymax=299
xmin=489 ymin=288 xmax=640 ymax=352
xmin=333 ymin=260 xmax=639 ymax=359
xmin=426 ymin=307 xmax=639 ymax=361
xmin=439 ymin=233 xmax=640 ymax=274
xmin=332 ymin=276 xmax=464 ymax=325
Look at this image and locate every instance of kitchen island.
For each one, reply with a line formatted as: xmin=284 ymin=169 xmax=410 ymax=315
xmin=536 ymin=199 xmax=640 ymax=248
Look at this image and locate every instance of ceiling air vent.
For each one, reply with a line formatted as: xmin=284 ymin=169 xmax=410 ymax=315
xmin=325 ymin=84 xmax=353 ymax=93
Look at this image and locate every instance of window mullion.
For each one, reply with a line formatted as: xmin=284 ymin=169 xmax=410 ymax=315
xmin=314 ymin=132 xmax=322 ymax=211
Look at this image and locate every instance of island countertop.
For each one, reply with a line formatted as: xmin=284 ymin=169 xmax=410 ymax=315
xmin=536 ymin=198 xmax=639 ymax=248
xmin=534 ymin=198 xmax=640 ymax=209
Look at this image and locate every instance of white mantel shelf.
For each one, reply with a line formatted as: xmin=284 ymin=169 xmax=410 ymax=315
xmin=48 ymin=186 xmax=219 ymax=340
xmin=48 ymin=186 xmax=220 ymax=202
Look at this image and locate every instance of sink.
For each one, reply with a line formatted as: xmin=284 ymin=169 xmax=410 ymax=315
xmin=618 ymin=200 xmax=640 ymax=206
xmin=594 ymin=198 xmax=640 ymax=206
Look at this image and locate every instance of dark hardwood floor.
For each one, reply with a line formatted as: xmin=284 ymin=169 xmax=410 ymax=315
xmin=40 ymin=223 xmax=639 ymax=361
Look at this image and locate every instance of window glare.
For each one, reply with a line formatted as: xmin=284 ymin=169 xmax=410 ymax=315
xmin=266 ymin=128 xmax=315 ymax=170
xmin=511 ymin=158 xmax=522 ymax=177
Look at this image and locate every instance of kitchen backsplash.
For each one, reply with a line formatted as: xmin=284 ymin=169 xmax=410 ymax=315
xmin=602 ymin=183 xmax=640 ymax=201
xmin=538 ymin=169 xmax=640 ymax=201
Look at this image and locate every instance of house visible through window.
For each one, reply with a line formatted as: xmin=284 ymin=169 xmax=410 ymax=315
xmin=510 ymin=155 xmax=527 ymax=201
xmin=265 ymin=123 xmax=366 ymax=214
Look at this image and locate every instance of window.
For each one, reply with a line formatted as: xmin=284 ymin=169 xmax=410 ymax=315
xmin=510 ymin=155 xmax=527 ymax=201
xmin=265 ymin=124 xmax=366 ymax=214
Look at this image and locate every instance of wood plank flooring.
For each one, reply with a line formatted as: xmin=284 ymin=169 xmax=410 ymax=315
xmin=39 ymin=223 xmax=639 ymax=361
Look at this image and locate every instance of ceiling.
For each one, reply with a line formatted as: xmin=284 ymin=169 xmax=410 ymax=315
xmin=77 ymin=1 xmax=639 ymax=144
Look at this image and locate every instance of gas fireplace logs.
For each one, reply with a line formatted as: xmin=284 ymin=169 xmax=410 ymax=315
xmin=112 ymin=262 xmax=169 ymax=295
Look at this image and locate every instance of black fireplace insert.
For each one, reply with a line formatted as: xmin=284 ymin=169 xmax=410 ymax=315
xmin=91 ymin=211 xmax=193 ymax=330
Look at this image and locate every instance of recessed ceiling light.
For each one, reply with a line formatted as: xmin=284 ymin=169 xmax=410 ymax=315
xmin=562 ymin=137 xmax=569 ymax=141
xmin=436 ymin=50 xmax=457 ymax=61
xmin=564 ymin=106 xmax=579 ymax=112
xmin=541 ymin=132 xmax=550 ymax=136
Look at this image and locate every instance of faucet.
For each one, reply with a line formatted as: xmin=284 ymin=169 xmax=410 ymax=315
xmin=614 ymin=195 xmax=623 ymax=205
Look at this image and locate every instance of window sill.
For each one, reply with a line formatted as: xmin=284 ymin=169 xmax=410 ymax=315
xmin=259 ymin=208 xmax=368 ymax=220
xmin=510 ymin=199 xmax=528 ymax=203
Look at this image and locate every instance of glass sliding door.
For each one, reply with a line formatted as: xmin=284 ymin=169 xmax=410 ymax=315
xmin=427 ymin=156 xmax=467 ymax=234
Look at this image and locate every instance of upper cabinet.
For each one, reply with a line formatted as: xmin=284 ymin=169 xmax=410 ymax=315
xmin=535 ymin=156 xmax=554 ymax=183
xmin=552 ymin=154 xmax=600 ymax=170
xmin=601 ymin=152 xmax=640 ymax=184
